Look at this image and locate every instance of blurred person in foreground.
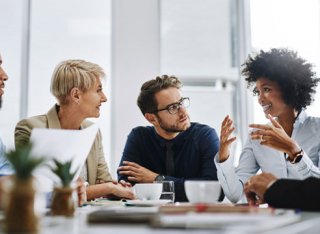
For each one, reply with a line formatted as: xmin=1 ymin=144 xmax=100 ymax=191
xmin=15 ymin=59 xmax=134 ymax=201
xmin=244 ymin=171 xmax=320 ymax=211
xmin=0 ymin=52 xmax=12 ymax=176
xmin=215 ymin=48 xmax=320 ymax=203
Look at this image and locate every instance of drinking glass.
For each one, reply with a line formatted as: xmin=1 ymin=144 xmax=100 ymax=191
xmin=155 ymin=181 xmax=175 ymax=203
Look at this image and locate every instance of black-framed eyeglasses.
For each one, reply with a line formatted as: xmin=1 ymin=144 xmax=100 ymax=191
xmin=151 ymin=97 xmax=190 ymax=115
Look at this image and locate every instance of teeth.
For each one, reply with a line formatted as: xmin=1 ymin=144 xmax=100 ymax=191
xmin=262 ymin=104 xmax=271 ymax=112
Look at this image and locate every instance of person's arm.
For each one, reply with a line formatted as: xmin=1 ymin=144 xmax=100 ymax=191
xmin=250 ymin=114 xmax=320 ymax=178
xmin=215 ymin=137 xmax=260 ymax=203
xmin=265 ymin=177 xmax=320 ymax=211
xmin=0 ymin=138 xmax=14 ymax=175
xmin=94 ymin=130 xmax=113 ymax=182
xmin=117 ymin=129 xmax=154 ymax=183
xmin=86 ymin=182 xmax=134 ymax=201
xmin=214 ymin=115 xmax=250 ymax=203
xmin=14 ymin=119 xmax=33 ymax=147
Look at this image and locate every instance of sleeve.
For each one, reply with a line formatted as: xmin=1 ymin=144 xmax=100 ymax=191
xmin=117 ymin=129 xmax=143 ymax=183
xmin=214 ymin=137 xmax=260 ymax=203
xmin=14 ymin=119 xmax=33 ymax=148
xmin=293 ymin=149 xmax=320 ymax=178
xmin=265 ymin=177 xmax=320 ymax=211
xmin=94 ymin=130 xmax=113 ymax=182
xmin=166 ymin=126 xmax=221 ymax=202
xmin=0 ymin=138 xmax=14 ymax=175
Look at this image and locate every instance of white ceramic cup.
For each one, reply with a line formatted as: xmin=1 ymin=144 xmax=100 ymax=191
xmin=184 ymin=180 xmax=221 ymax=203
xmin=133 ymin=183 xmax=163 ymax=200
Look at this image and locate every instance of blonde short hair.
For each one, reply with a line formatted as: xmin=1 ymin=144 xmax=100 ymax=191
xmin=50 ymin=59 xmax=105 ymax=104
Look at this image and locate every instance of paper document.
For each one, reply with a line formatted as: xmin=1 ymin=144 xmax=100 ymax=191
xmin=153 ymin=211 xmax=300 ymax=232
xmin=30 ymin=124 xmax=99 ymax=192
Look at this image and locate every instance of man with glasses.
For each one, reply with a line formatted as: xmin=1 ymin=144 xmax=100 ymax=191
xmin=118 ymin=75 xmax=220 ymax=201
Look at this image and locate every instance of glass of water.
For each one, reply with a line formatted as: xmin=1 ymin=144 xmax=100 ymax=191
xmin=155 ymin=181 xmax=175 ymax=203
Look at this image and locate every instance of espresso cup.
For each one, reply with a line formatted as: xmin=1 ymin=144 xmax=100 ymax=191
xmin=133 ymin=183 xmax=163 ymax=200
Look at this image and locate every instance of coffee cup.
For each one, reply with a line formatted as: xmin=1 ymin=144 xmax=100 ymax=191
xmin=184 ymin=180 xmax=221 ymax=203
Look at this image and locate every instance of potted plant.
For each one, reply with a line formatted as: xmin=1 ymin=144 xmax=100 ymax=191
xmin=5 ymin=143 xmax=44 ymax=233
xmin=50 ymin=159 xmax=77 ymax=216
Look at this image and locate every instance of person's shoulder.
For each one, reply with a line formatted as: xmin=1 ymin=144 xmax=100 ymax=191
xmin=303 ymin=115 xmax=320 ymax=131
xmin=190 ymin=122 xmax=216 ymax=132
xmin=305 ymin=115 xmax=320 ymax=124
xmin=188 ymin=122 xmax=218 ymax=138
xmin=131 ymin=125 xmax=154 ymax=133
xmin=16 ymin=114 xmax=48 ymax=129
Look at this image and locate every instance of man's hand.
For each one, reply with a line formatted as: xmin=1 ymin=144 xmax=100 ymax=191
xmin=244 ymin=172 xmax=277 ymax=206
xmin=118 ymin=161 xmax=158 ymax=183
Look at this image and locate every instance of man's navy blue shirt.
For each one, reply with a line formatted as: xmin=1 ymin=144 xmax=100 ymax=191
xmin=118 ymin=122 xmax=220 ymax=201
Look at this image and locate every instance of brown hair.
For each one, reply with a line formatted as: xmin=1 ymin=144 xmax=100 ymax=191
xmin=137 ymin=75 xmax=182 ymax=115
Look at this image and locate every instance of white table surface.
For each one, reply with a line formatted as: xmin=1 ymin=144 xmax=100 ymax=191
xmin=2 ymin=203 xmax=320 ymax=234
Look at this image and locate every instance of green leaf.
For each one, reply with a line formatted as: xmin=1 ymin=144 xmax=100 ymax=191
xmin=5 ymin=142 xmax=45 ymax=180
xmin=50 ymin=159 xmax=78 ymax=188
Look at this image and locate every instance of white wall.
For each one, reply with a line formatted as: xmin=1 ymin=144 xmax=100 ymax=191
xmin=111 ymin=0 xmax=161 ymax=175
xmin=0 ymin=0 xmax=23 ymax=149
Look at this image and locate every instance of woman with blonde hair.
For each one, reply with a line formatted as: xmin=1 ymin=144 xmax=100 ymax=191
xmin=15 ymin=59 xmax=134 ymax=201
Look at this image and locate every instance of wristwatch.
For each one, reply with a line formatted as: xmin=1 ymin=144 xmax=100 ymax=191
xmin=287 ymin=149 xmax=304 ymax=164
xmin=154 ymin=175 xmax=165 ymax=182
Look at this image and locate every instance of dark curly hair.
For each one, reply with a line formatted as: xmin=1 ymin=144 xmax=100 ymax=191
xmin=241 ymin=48 xmax=320 ymax=112
xmin=137 ymin=75 xmax=182 ymax=115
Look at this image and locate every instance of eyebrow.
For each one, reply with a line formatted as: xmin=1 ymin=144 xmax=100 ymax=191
xmin=165 ymin=98 xmax=183 ymax=107
xmin=254 ymin=83 xmax=271 ymax=89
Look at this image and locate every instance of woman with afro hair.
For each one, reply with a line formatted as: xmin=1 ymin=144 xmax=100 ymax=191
xmin=214 ymin=48 xmax=320 ymax=203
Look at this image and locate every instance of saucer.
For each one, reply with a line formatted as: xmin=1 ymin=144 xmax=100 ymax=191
xmin=125 ymin=199 xmax=171 ymax=207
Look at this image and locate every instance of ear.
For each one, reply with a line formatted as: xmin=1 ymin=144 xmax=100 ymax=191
xmin=145 ymin=113 xmax=158 ymax=125
xmin=70 ymin=87 xmax=81 ymax=104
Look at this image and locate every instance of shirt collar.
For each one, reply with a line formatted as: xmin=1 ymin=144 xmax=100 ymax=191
xmin=47 ymin=104 xmax=62 ymax=129
xmin=293 ymin=110 xmax=308 ymax=127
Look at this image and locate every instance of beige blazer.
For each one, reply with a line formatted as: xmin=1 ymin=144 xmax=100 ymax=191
xmin=14 ymin=105 xmax=112 ymax=185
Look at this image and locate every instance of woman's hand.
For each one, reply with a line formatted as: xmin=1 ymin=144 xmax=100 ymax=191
xmin=76 ymin=177 xmax=87 ymax=206
xmin=249 ymin=114 xmax=301 ymax=158
xmin=111 ymin=182 xmax=135 ymax=200
xmin=219 ymin=115 xmax=236 ymax=162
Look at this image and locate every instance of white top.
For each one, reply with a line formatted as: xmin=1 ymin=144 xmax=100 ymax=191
xmin=215 ymin=111 xmax=320 ymax=203
xmin=0 ymin=136 xmax=14 ymax=176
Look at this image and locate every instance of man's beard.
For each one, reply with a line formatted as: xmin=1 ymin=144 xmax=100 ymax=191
xmin=157 ymin=115 xmax=190 ymax=133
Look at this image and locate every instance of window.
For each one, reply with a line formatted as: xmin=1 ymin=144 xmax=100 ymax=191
xmin=250 ymin=0 xmax=320 ymax=122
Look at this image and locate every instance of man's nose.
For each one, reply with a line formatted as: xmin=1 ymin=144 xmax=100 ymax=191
xmin=0 ymin=67 xmax=8 ymax=81
xmin=178 ymin=104 xmax=187 ymax=114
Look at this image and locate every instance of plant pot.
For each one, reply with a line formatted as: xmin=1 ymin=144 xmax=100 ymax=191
xmin=51 ymin=187 xmax=75 ymax=216
xmin=5 ymin=176 xmax=38 ymax=233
